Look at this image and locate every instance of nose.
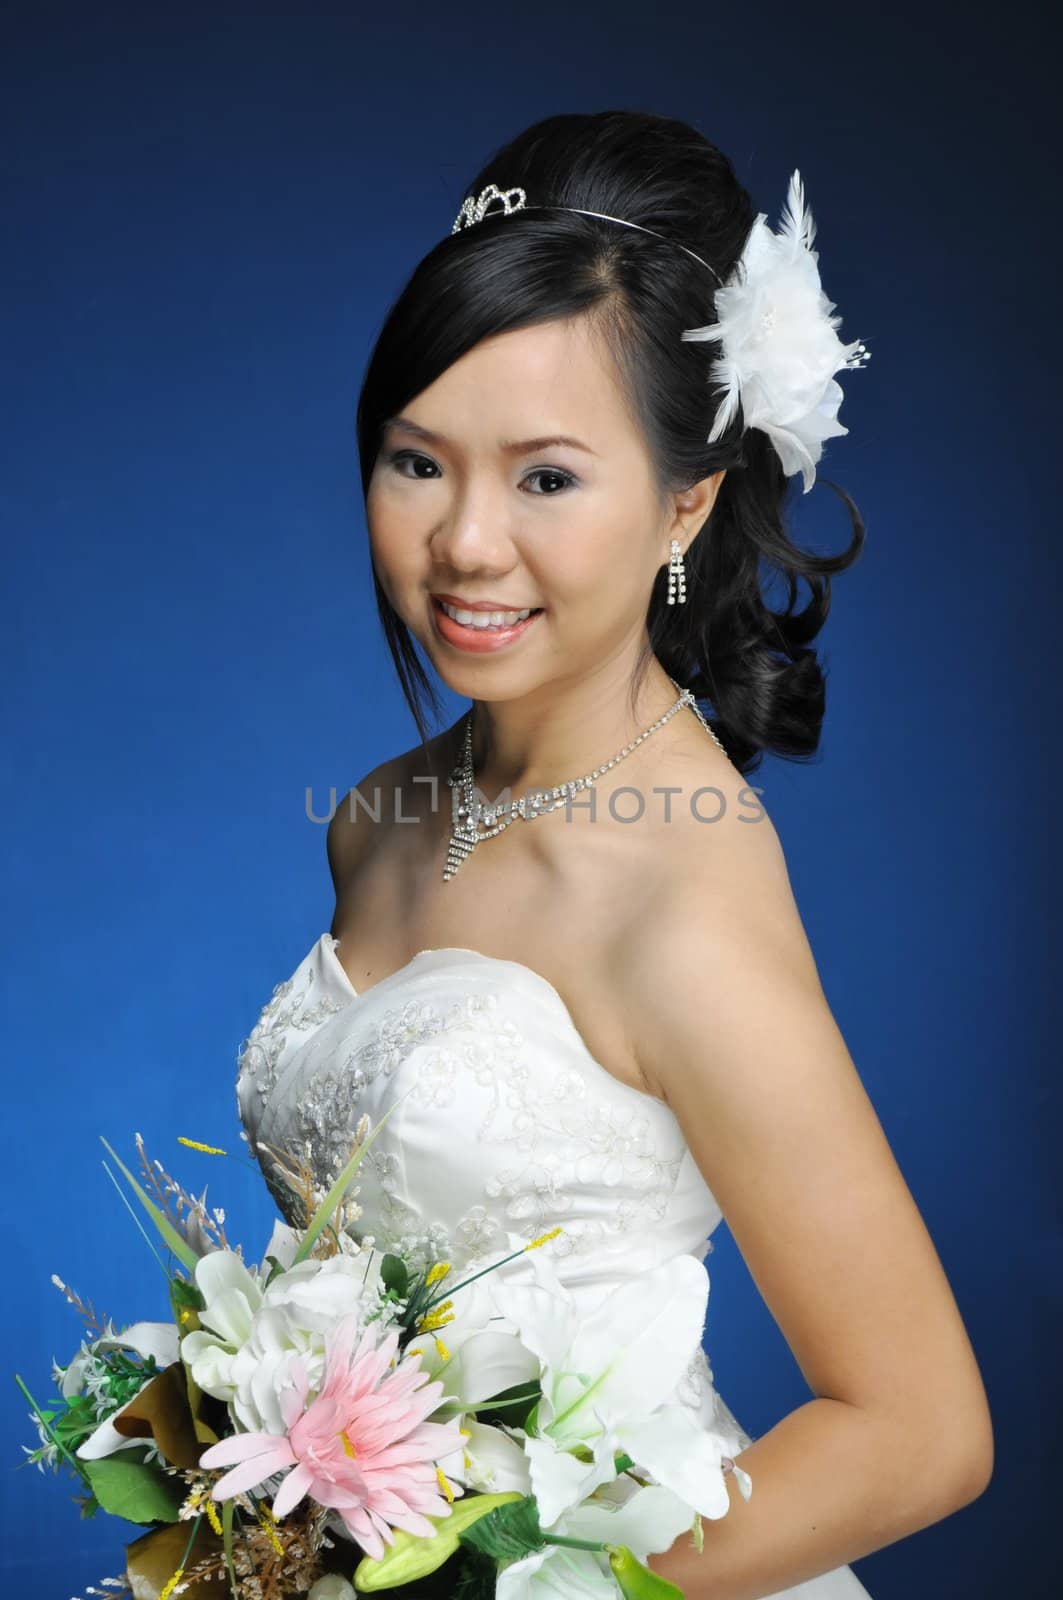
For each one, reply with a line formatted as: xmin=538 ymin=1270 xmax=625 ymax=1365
xmin=429 ymin=475 xmax=516 ymax=571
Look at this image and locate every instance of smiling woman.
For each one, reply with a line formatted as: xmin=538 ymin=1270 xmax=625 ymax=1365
xmin=233 ymin=107 xmax=991 ymax=1600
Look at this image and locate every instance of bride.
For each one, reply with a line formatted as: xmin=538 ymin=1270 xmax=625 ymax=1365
xmin=236 ymin=109 xmax=993 ymax=1597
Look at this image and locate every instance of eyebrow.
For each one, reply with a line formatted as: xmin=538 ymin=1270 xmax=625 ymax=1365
xmin=382 ymin=415 xmax=599 ymax=457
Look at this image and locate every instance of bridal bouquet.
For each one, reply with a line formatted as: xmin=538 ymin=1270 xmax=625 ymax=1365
xmin=18 ymin=1115 xmax=751 ymax=1599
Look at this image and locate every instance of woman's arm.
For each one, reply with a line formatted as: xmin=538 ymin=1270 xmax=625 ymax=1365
xmin=618 ymin=825 xmax=993 ymax=1600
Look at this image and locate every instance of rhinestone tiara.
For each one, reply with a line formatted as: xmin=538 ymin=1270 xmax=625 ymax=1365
xmin=451 ymin=182 xmax=724 ymax=286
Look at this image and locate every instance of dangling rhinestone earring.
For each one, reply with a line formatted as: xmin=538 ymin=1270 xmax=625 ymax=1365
xmin=667 ymin=537 xmax=687 ymax=606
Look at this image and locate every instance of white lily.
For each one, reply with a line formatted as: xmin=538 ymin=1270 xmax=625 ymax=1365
xmin=496 ymin=1478 xmax=699 ymax=1600
xmin=405 ymin=1269 xmax=539 ymax=1400
xmin=452 ymin=1415 xmax=532 ymax=1494
xmin=489 ymin=1251 xmax=741 ymax=1527
xmin=74 ymin=1321 xmax=181 ymax=1461
xmin=403 ymin=1265 xmax=539 ymax=1493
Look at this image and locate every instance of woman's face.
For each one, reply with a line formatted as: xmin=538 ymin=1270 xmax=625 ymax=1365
xmin=366 ymin=314 xmax=722 ymax=700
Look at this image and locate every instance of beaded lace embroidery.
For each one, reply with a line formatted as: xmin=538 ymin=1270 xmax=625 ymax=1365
xmin=236 ymin=967 xmax=346 ymax=1107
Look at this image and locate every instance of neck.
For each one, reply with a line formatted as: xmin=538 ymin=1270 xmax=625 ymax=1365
xmin=456 ymin=659 xmax=688 ymax=804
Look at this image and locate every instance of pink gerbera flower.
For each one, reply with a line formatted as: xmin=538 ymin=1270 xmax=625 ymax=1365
xmin=198 ymin=1314 xmax=465 ymax=1560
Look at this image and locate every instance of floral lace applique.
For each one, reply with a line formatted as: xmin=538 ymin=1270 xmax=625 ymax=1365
xmin=235 ymin=965 xmax=347 ymax=1109
xmin=480 ymin=1072 xmax=685 ymax=1262
xmin=291 ymin=991 xmax=511 ymax=1176
xmin=247 ymin=988 xmax=517 ymax=1273
xmin=676 ymin=1344 xmax=714 ymax=1414
xmin=673 ymin=1345 xmax=752 ymax=1449
xmin=451 ymin=1202 xmax=504 ymax=1258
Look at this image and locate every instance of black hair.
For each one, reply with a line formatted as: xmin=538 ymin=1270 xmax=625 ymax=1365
xmin=355 ymin=108 xmax=866 ymax=777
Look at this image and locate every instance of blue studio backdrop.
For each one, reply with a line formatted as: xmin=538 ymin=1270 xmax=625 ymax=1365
xmin=2 ymin=2 xmax=1057 ymax=1596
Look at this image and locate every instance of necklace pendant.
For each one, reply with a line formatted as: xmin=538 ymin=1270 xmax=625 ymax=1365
xmin=443 ymin=824 xmax=478 ymax=882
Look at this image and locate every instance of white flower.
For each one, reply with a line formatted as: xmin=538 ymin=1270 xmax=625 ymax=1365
xmin=400 ymin=1251 xmax=540 ymax=1493
xmin=74 ymin=1322 xmax=181 ymax=1461
xmin=496 ymin=1479 xmax=698 ymax=1600
xmin=404 ymin=1267 xmax=540 ymax=1409
xmin=24 ymin=1424 xmax=59 ymax=1471
xmin=180 ymin=1246 xmax=383 ymax=1434
xmin=258 ymin=1219 xmax=303 ymax=1272
xmin=451 ymin=1415 xmax=532 ymax=1495
xmin=56 ymin=1341 xmax=94 ymax=1401
xmin=682 ymin=169 xmax=870 ymax=494
xmin=488 ymin=1251 xmax=742 ymax=1527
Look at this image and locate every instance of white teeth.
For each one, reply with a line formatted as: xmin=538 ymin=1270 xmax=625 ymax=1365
xmin=440 ymin=602 xmax=534 ymax=628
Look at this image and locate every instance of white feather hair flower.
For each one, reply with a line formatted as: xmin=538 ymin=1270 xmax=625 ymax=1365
xmin=682 ymin=170 xmax=871 ymax=493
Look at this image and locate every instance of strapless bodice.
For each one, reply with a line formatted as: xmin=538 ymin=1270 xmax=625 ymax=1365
xmin=235 ymin=932 xmax=746 ymax=1440
xmin=233 ymin=936 xmax=875 ymax=1596
xmin=237 ymin=932 xmax=725 ymax=1264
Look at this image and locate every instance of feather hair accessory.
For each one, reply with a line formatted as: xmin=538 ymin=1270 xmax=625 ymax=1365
xmin=681 ymin=169 xmax=871 ymax=493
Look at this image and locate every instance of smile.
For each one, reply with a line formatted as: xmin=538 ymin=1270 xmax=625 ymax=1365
xmin=431 ymin=596 xmax=544 ymax=653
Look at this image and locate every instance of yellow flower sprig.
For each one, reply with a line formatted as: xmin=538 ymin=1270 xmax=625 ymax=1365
xmin=527 ymin=1227 xmax=564 ymax=1250
xmin=177 ymin=1137 xmax=227 ymax=1155
xmin=420 ymin=1226 xmax=564 ymax=1314
xmin=182 ymin=1486 xmax=223 ymax=1537
xmin=258 ymin=1501 xmax=285 ymax=1557
xmin=416 ymin=1298 xmax=455 ymax=1334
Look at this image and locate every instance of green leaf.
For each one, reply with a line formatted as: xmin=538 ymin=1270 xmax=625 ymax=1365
xmin=606 ymin=1543 xmax=687 ymax=1600
xmin=457 ymin=1495 xmax=545 ymax=1561
xmin=263 ymin=1254 xmax=287 ymax=1286
xmin=82 ymin=1455 xmax=185 ymax=1524
xmin=222 ymin=1497 xmax=238 ymax=1599
xmin=473 ymin=1380 xmax=541 ymax=1428
xmin=450 ymin=1547 xmax=500 ymax=1600
xmin=170 ymin=1276 xmax=204 ymax=1315
xmin=100 ymin=1137 xmax=198 ymax=1272
xmin=380 ymin=1252 xmax=409 ymax=1298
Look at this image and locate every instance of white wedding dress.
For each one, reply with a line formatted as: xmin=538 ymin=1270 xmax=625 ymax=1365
xmin=236 ymin=932 xmax=873 ymax=1598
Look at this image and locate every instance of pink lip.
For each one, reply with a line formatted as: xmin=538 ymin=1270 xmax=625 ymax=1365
xmin=430 ymin=595 xmax=543 ymax=654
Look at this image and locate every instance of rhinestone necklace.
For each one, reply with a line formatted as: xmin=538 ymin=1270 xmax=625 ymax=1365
xmin=442 ymin=676 xmax=726 ymax=881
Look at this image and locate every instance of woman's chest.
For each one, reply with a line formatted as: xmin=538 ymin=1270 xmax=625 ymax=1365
xmin=332 ymin=815 xmax=663 ymax=1099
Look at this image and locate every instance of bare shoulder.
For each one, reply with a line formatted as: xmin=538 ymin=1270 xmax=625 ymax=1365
xmin=609 ymin=719 xmax=813 ymax=993
xmin=327 ymin=720 xmax=462 ymax=892
xmin=615 ymin=798 xmax=824 ymax=1100
xmin=613 ymin=809 xmax=994 ymax=1487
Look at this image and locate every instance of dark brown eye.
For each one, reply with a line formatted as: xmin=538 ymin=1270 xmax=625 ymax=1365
xmin=387 ymin=450 xmax=439 ymax=478
xmin=524 ymin=468 xmax=577 ymax=496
